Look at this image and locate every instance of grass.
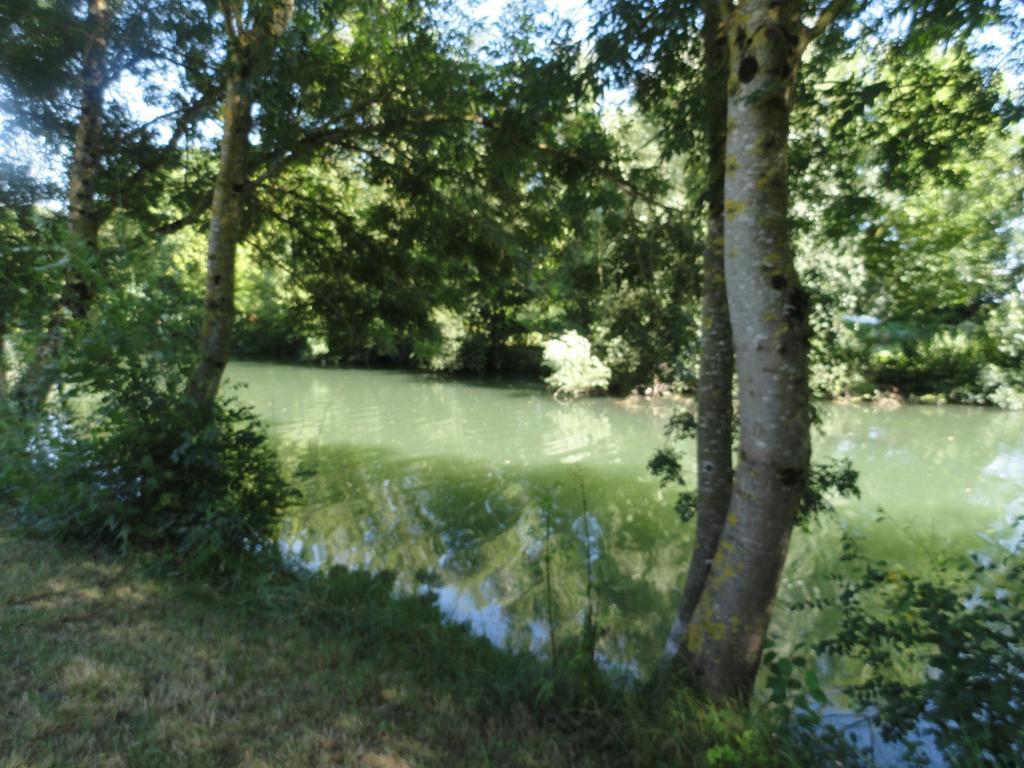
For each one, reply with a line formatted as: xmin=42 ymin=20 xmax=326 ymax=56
xmin=0 ymin=519 xmax=607 ymax=767
xmin=0 ymin=512 xmax=860 ymax=768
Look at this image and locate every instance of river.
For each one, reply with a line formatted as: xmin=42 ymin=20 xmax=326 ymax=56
xmin=228 ymin=362 xmax=1024 ymax=702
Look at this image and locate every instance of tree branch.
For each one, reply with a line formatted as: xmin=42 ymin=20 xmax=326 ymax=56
xmin=715 ymin=0 xmax=733 ymax=28
xmin=252 ymin=112 xmax=494 ymax=184
xmin=802 ymin=0 xmax=849 ymax=47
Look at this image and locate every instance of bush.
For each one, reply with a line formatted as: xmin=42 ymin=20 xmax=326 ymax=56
xmin=412 ymin=306 xmax=474 ymax=372
xmin=5 ymin=393 xmax=294 ymax=581
xmin=542 ymin=331 xmax=612 ymax=397
xmin=980 ymin=296 xmax=1024 ymax=410
xmin=104 ymin=400 xmax=287 ymax=574
xmin=232 ymin=306 xmax=311 ymax=360
xmin=811 ymin=525 xmax=1024 ymax=766
xmin=2 ymin=239 xmax=296 ymax=579
xmin=232 ymin=256 xmax=313 ymax=360
xmin=807 ymin=304 xmax=1024 ymax=406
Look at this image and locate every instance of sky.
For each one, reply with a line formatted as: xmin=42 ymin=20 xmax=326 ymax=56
xmin=0 ymin=0 xmax=605 ymax=187
xmin=470 ymin=0 xmax=594 ymax=38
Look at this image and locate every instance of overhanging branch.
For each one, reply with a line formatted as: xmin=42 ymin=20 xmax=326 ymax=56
xmin=801 ymin=0 xmax=850 ymax=49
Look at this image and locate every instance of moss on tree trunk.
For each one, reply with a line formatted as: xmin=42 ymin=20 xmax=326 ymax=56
xmin=680 ymin=0 xmax=817 ymax=701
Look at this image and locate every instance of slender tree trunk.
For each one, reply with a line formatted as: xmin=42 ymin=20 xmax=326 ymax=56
xmin=185 ymin=67 xmax=252 ymax=409
xmin=186 ymin=0 xmax=293 ymax=411
xmin=0 ymin=317 xmax=8 ymax=402
xmin=664 ymin=0 xmax=734 ymax=663
xmin=65 ymin=0 xmax=108 ymax=253
xmin=680 ymin=0 xmax=811 ymax=701
xmin=12 ymin=0 xmax=109 ymax=412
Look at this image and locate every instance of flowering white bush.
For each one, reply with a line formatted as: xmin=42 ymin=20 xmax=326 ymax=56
xmin=542 ymin=331 xmax=611 ymax=397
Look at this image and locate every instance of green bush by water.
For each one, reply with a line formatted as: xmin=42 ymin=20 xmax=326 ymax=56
xmin=0 ymin=237 xmax=295 ymax=580
xmin=2 ymin=394 xmax=294 ymax=581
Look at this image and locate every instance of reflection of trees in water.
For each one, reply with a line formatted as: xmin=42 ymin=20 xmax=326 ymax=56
xmin=279 ymin=439 xmax=690 ymax=675
xmin=541 ymin=403 xmax=614 ymax=462
xmin=257 ymin=380 xmax=1024 ymax=685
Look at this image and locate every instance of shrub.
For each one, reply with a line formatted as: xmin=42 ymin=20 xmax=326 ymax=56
xmin=809 ymin=304 xmax=1024 ymax=406
xmin=413 ymin=306 xmax=472 ymax=372
xmin=542 ymin=331 xmax=611 ymax=397
xmin=232 ymin=306 xmax=311 ymax=360
xmin=812 ymin=525 xmax=1024 ymax=766
xmin=6 ymin=392 xmax=294 ymax=580
xmin=980 ymin=296 xmax=1024 ymax=409
xmin=2 ymin=239 xmax=296 ymax=579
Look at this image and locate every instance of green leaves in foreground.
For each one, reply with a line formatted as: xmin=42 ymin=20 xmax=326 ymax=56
xmin=807 ymin=525 xmax=1024 ymax=766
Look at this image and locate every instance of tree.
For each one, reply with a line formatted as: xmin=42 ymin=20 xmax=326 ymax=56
xmin=792 ymin=44 xmax=1024 ymax=403
xmin=9 ymin=0 xmax=112 ymax=411
xmin=1 ymin=0 xmax=222 ymax=410
xmin=664 ymin=0 xmax=734 ymax=657
xmin=236 ymin=4 xmax=684 ymax=385
xmin=186 ymin=0 xmax=294 ymax=410
xmin=674 ymin=0 xmax=847 ymax=701
xmin=600 ymin=0 xmax=1023 ymax=700
xmin=597 ymin=0 xmax=846 ymax=698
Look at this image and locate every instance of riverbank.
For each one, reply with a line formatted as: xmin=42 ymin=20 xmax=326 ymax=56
xmin=1 ymin=514 xmax=858 ymax=768
xmin=0 ymin=519 xmax=587 ymax=767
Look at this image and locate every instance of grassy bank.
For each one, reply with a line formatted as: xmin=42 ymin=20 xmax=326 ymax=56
xmin=0 ymin=523 xmax=592 ymax=767
xmin=0 ymin=515 xmax=854 ymax=768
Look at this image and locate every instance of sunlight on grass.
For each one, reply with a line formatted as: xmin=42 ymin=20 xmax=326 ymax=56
xmin=0 ymin=521 xmax=600 ymax=767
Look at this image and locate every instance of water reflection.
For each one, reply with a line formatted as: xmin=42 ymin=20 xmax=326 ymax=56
xmin=276 ymin=442 xmax=687 ymax=671
xmin=229 ymin=362 xmax=1024 ymax=685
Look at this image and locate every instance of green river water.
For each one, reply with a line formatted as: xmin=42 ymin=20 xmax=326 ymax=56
xmin=229 ymin=362 xmax=1024 ymax=688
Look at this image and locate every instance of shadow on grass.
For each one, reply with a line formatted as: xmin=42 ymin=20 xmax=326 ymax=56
xmin=0 ymin=519 xmax=664 ymax=768
xmin=1 ymin=501 xmax=868 ymax=768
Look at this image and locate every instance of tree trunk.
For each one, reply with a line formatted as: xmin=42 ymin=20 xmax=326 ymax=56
xmin=185 ymin=0 xmax=294 ymax=411
xmin=66 ymin=0 xmax=108 ymax=253
xmin=0 ymin=317 xmax=8 ymax=402
xmin=680 ymin=0 xmax=811 ymax=701
xmin=664 ymin=0 xmax=734 ymax=663
xmin=185 ymin=67 xmax=252 ymax=410
xmin=12 ymin=0 xmax=109 ymax=412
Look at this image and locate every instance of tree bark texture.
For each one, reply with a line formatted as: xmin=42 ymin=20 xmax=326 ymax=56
xmin=680 ymin=0 xmax=812 ymax=701
xmin=664 ymin=0 xmax=734 ymax=664
xmin=186 ymin=0 xmax=293 ymax=410
xmin=12 ymin=0 xmax=109 ymax=412
xmin=185 ymin=65 xmax=252 ymax=409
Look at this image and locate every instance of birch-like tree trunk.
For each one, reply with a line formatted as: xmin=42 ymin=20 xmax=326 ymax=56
xmin=664 ymin=0 xmax=734 ymax=662
xmin=12 ymin=0 xmax=109 ymax=412
xmin=680 ymin=0 xmax=826 ymax=700
xmin=185 ymin=65 xmax=252 ymax=409
xmin=186 ymin=0 xmax=293 ymax=411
